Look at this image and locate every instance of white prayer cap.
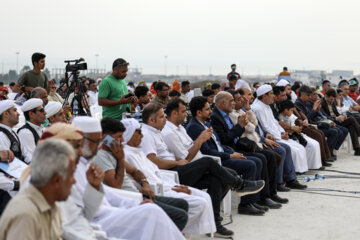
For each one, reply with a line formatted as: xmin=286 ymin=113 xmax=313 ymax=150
xmin=235 ymin=79 xmax=251 ymax=90
xmin=72 ymin=116 xmax=102 ymax=133
xmin=45 ymin=102 xmax=62 ymax=118
xmin=21 ymin=98 xmax=43 ymax=112
xmin=121 ymin=118 xmax=140 ymax=143
xmin=256 ymin=84 xmax=272 ymax=97
xmin=0 ymin=100 xmax=16 ymax=115
xmin=276 ymin=79 xmax=290 ymax=87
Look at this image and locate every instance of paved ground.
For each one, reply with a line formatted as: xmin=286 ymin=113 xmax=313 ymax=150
xmin=192 ymin=148 xmax=360 ymax=240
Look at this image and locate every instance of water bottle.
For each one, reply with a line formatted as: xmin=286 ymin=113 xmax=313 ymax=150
xmin=303 ymin=176 xmax=314 ymax=182
xmin=135 ymin=104 xmax=141 ymax=119
xmin=315 ymin=174 xmax=325 ymax=180
xmin=73 ymin=98 xmax=79 ymax=116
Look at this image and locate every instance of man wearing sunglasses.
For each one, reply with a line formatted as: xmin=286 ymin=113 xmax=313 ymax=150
xmin=98 ymin=58 xmax=137 ymax=120
xmin=18 ymin=99 xmax=47 ymax=161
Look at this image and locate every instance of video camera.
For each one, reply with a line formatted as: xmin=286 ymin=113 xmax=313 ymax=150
xmin=65 ymin=58 xmax=87 ymax=72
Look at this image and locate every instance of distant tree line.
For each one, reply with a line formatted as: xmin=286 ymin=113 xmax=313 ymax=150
xmin=0 ymin=66 xmax=50 ymax=84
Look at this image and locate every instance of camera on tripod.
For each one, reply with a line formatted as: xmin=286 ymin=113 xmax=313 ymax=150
xmin=64 ymin=58 xmax=87 ymax=72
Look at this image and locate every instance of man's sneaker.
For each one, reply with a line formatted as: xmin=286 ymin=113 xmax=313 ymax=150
xmin=235 ymin=180 xmax=265 ymax=197
xmin=214 ymin=225 xmax=234 ymax=238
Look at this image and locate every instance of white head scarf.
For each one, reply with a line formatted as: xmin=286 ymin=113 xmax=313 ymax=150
xmin=121 ymin=118 xmax=140 ymax=143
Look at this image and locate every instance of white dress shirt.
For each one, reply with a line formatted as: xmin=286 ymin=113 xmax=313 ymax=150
xmin=88 ymin=91 xmax=98 ymax=106
xmin=161 ymin=121 xmax=203 ymax=161
xmin=141 ymin=124 xmax=176 ymax=160
xmin=0 ymin=123 xmax=31 ymax=163
xmin=17 ymin=121 xmax=44 ymax=163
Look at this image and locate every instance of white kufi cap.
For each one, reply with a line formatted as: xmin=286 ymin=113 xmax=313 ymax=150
xmin=276 ymin=79 xmax=290 ymax=87
xmin=0 ymin=100 xmax=16 ymax=115
xmin=21 ymin=99 xmax=43 ymax=112
xmin=72 ymin=116 xmax=102 ymax=133
xmin=121 ymin=118 xmax=140 ymax=143
xmin=45 ymin=102 xmax=62 ymax=118
xmin=256 ymin=84 xmax=273 ymax=97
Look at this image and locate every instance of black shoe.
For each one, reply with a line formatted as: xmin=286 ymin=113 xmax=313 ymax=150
xmin=355 ymin=149 xmax=360 ymax=156
xmin=270 ymin=194 xmax=289 ymax=204
xmin=318 ymin=166 xmax=326 ymax=170
xmin=286 ymin=180 xmax=307 ymax=190
xmin=252 ymin=202 xmax=269 ymax=212
xmin=323 ymin=162 xmax=332 ymax=167
xmin=238 ymin=203 xmax=265 ymax=215
xmin=327 ymin=157 xmax=335 ymax=162
xmin=214 ymin=225 xmax=234 ymax=238
xmin=258 ymin=198 xmax=282 ymax=209
xmin=277 ymin=184 xmax=290 ymax=192
xmin=236 ymin=180 xmax=265 ymax=197
xmin=330 ymin=154 xmax=337 ymax=160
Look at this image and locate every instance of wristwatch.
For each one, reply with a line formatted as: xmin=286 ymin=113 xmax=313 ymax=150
xmin=140 ymin=178 xmax=149 ymax=186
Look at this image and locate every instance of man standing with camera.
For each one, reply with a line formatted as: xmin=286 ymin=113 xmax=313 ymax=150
xmin=98 ymin=58 xmax=137 ymax=120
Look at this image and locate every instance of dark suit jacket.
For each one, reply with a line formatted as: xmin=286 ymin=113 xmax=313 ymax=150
xmin=186 ymin=117 xmax=234 ymax=161
xmin=270 ymin=103 xmax=280 ymax=120
xmin=321 ymin=98 xmax=340 ymax=118
xmin=295 ymin=98 xmax=317 ymax=123
xmin=210 ymin=107 xmax=244 ymax=149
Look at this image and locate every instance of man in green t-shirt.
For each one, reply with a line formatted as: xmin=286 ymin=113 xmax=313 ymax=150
xmin=98 ymin=58 xmax=137 ymax=120
xmin=17 ymin=52 xmax=52 ymax=95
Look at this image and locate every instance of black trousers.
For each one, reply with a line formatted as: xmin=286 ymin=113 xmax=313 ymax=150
xmin=340 ymin=117 xmax=360 ymax=150
xmin=143 ymin=195 xmax=189 ymax=231
xmin=170 ymin=157 xmax=237 ymax=226
xmin=244 ymin=151 xmax=277 ymax=198
xmin=0 ymin=189 xmax=11 ymax=216
xmin=319 ymin=127 xmax=339 ymax=153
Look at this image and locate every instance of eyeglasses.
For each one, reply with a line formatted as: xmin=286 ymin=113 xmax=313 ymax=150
xmin=51 ymin=86 xmax=57 ymax=89
xmin=135 ymin=129 xmax=142 ymax=135
xmin=83 ymin=136 xmax=102 ymax=145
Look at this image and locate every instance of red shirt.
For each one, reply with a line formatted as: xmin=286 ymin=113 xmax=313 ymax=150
xmin=348 ymin=91 xmax=359 ymax=101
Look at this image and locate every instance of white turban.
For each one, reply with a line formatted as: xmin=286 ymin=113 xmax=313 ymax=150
xmin=21 ymin=99 xmax=43 ymax=112
xmin=256 ymin=84 xmax=272 ymax=97
xmin=72 ymin=116 xmax=102 ymax=133
xmin=276 ymin=79 xmax=290 ymax=87
xmin=45 ymin=102 xmax=62 ymax=118
xmin=121 ymin=118 xmax=140 ymax=143
xmin=0 ymin=100 xmax=15 ymax=115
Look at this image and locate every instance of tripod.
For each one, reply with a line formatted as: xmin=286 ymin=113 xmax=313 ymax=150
xmin=61 ymin=70 xmax=91 ymax=117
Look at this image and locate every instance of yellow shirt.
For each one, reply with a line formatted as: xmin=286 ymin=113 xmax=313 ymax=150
xmin=0 ymin=184 xmax=62 ymax=240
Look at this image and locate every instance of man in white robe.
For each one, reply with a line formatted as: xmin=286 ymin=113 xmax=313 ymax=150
xmin=122 ymin=118 xmax=215 ymax=235
xmin=72 ymin=116 xmax=185 ymax=240
xmin=251 ymin=85 xmax=309 ymax=173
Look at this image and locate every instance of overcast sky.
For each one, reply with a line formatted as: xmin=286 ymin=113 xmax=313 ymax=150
xmin=1 ymin=0 xmax=360 ymax=76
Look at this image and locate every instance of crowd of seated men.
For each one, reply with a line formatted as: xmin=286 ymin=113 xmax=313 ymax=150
xmin=0 ymin=74 xmax=358 ymax=240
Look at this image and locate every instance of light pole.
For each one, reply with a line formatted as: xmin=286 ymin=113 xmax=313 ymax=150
xmin=164 ymin=55 xmax=168 ymax=76
xmin=95 ymin=54 xmax=99 ymax=71
xmin=16 ymin=52 xmax=20 ymax=74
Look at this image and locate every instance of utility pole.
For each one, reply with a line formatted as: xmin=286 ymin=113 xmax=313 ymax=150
xmin=95 ymin=54 xmax=99 ymax=72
